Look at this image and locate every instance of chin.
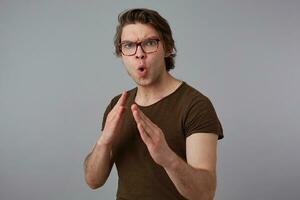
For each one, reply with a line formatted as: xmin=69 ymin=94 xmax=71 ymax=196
xmin=134 ymin=78 xmax=153 ymax=87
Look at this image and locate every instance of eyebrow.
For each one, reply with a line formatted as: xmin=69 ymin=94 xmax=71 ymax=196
xmin=120 ymin=36 xmax=160 ymax=43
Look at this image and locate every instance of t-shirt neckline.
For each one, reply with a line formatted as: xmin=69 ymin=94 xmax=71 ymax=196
xmin=133 ymin=81 xmax=186 ymax=109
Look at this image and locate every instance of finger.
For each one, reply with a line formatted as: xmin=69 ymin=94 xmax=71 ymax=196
xmin=131 ymin=104 xmax=157 ymax=130
xmin=137 ymin=122 xmax=153 ymax=145
xmin=131 ymin=104 xmax=148 ymax=122
xmin=110 ymin=91 xmax=128 ymax=115
xmin=131 ymin=104 xmax=149 ymax=125
xmin=131 ymin=104 xmax=141 ymax=121
xmin=131 ymin=105 xmax=154 ymax=137
xmin=116 ymin=91 xmax=128 ymax=107
xmin=105 ymin=107 xmax=124 ymax=131
xmin=109 ymin=101 xmax=126 ymax=118
xmin=114 ymin=106 xmax=126 ymax=120
xmin=134 ymin=105 xmax=155 ymax=127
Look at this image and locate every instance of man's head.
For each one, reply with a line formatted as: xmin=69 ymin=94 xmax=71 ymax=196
xmin=114 ymin=8 xmax=176 ymax=71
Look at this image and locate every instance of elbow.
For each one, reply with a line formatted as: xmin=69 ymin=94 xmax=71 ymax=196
xmin=185 ymin=191 xmax=215 ymax=200
xmin=84 ymin=162 xmax=106 ymax=189
xmin=183 ymin=189 xmax=215 ymax=200
xmin=85 ymin=174 xmax=105 ymax=190
xmin=201 ymin=182 xmax=216 ymax=200
xmin=200 ymin=176 xmax=216 ymax=200
xmin=87 ymin=181 xmax=102 ymax=190
xmin=85 ymin=179 xmax=104 ymax=190
xmin=199 ymin=170 xmax=217 ymax=200
xmin=200 ymin=190 xmax=216 ymax=200
xmin=184 ymin=176 xmax=216 ymax=200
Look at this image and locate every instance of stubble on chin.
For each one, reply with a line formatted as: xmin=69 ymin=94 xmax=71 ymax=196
xmin=126 ymin=69 xmax=145 ymax=86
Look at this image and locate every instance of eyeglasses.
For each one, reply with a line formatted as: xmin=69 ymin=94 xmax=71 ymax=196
xmin=119 ymin=38 xmax=160 ymax=56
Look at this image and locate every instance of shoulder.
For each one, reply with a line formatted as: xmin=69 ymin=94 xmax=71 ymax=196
xmin=179 ymin=82 xmax=212 ymax=109
xmin=180 ymin=82 xmax=223 ymax=139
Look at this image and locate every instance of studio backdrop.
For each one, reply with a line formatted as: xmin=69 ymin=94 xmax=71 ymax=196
xmin=1 ymin=0 xmax=299 ymax=200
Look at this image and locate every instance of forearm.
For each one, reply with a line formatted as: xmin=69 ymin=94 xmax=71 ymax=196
xmin=164 ymin=153 xmax=216 ymax=200
xmin=84 ymin=138 xmax=114 ymax=189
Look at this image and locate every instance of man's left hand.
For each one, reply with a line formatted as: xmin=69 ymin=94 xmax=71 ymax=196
xmin=131 ymin=104 xmax=175 ymax=168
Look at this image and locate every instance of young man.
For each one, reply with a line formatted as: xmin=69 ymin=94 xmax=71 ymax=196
xmin=84 ymin=8 xmax=223 ymax=200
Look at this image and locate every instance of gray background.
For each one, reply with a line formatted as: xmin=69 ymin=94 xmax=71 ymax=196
xmin=1 ymin=0 xmax=299 ymax=200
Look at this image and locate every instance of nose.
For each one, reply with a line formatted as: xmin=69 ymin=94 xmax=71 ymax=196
xmin=135 ymin=45 xmax=146 ymax=59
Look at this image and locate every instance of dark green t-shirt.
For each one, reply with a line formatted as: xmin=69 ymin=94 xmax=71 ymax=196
xmin=101 ymin=82 xmax=223 ymax=200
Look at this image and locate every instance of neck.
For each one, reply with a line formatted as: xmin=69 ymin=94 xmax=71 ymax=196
xmin=135 ymin=72 xmax=182 ymax=106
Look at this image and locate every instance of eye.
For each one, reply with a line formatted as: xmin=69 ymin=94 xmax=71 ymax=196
xmin=144 ymin=39 xmax=157 ymax=47
xmin=122 ymin=42 xmax=135 ymax=49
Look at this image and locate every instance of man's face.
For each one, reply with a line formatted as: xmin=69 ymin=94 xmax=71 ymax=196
xmin=120 ymin=23 xmax=168 ymax=87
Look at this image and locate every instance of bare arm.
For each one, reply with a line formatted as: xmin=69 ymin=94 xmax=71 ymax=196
xmin=84 ymin=138 xmax=114 ymax=189
xmin=84 ymin=91 xmax=128 ymax=189
xmin=164 ymin=133 xmax=218 ymax=200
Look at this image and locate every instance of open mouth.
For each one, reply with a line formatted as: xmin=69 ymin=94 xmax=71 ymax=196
xmin=138 ymin=66 xmax=146 ymax=72
xmin=137 ymin=66 xmax=147 ymax=77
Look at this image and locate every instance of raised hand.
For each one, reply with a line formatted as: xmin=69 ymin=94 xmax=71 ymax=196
xmin=99 ymin=91 xmax=128 ymax=146
xmin=131 ymin=104 xmax=175 ymax=167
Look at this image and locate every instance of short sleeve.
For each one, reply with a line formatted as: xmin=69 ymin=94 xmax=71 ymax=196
xmin=184 ymin=96 xmax=223 ymax=140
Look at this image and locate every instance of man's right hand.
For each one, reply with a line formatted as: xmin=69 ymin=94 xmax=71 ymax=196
xmin=84 ymin=91 xmax=128 ymax=189
xmin=98 ymin=91 xmax=128 ymax=146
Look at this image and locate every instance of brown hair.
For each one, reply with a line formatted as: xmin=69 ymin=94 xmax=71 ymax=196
xmin=114 ymin=8 xmax=177 ymax=71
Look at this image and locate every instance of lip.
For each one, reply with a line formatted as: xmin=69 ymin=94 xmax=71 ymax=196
xmin=136 ymin=65 xmax=147 ymax=77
